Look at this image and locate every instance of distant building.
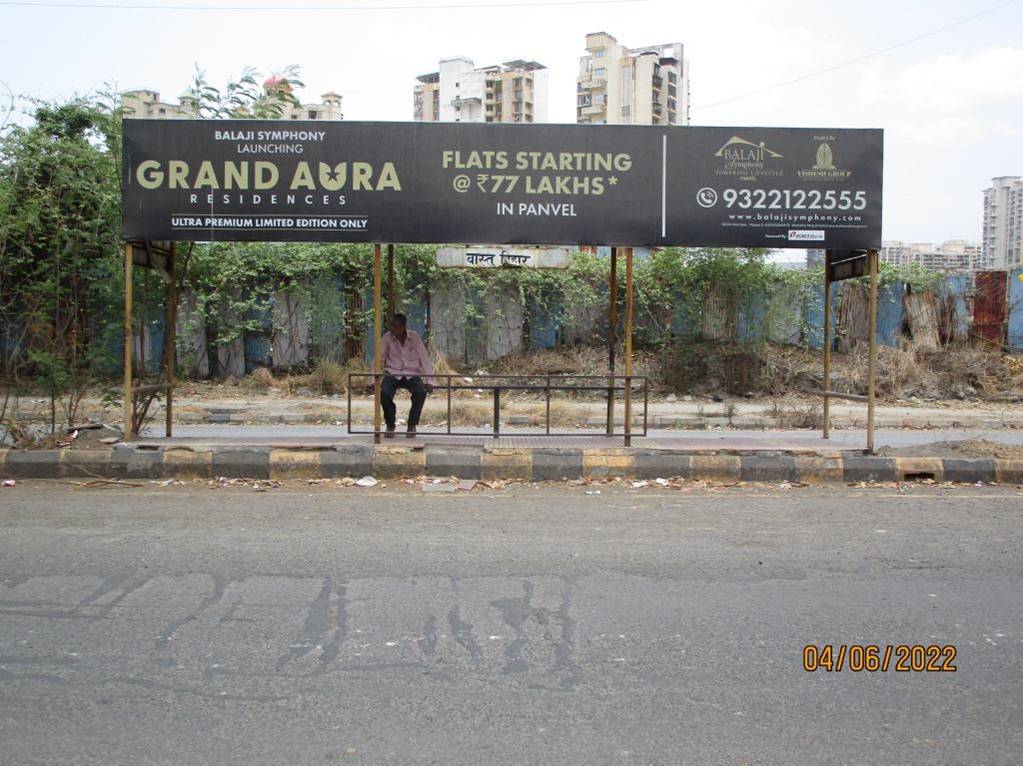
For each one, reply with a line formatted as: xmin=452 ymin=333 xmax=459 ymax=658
xmin=982 ymin=176 xmax=1023 ymax=270
xmin=121 ymin=88 xmax=198 ymax=119
xmin=121 ymin=77 xmax=343 ymax=121
xmin=413 ymin=57 xmax=549 ymax=123
xmin=880 ymin=240 xmax=980 ymax=272
xmin=805 ymin=249 xmax=825 ymax=268
xmin=576 ymin=32 xmax=690 ymax=126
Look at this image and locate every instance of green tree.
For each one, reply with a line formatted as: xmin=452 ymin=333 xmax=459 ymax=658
xmin=0 ymin=97 xmax=122 ymax=432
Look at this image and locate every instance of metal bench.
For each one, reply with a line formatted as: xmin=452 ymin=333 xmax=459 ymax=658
xmin=347 ymin=373 xmax=649 ymax=444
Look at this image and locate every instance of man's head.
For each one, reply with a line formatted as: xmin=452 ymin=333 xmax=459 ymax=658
xmin=388 ymin=313 xmax=408 ymax=336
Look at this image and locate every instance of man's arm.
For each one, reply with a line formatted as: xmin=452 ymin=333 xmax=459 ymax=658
xmin=416 ymin=334 xmax=435 ymax=389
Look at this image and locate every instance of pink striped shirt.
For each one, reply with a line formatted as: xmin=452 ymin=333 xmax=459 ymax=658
xmin=380 ymin=330 xmax=434 ymax=382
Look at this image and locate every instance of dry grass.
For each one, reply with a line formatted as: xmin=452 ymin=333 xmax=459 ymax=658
xmin=233 ymin=341 xmax=1022 ymax=404
xmin=769 ymin=398 xmax=824 ymax=429
xmin=751 ymin=342 xmax=1022 ymax=401
xmin=239 ymin=358 xmax=369 ymax=397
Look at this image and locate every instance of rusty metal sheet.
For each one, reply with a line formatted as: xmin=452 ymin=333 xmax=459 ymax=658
xmin=937 ymin=275 xmax=969 ymax=345
xmin=904 ymin=291 xmax=940 ymax=351
xmin=1008 ymin=269 xmax=1023 ymax=351
xmin=837 ymin=282 xmax=869 ymax=353
xmin=701 ymin=288 xmax=732 ymax=341
xmin=973 ymin=271 xmax=1007 ymax=348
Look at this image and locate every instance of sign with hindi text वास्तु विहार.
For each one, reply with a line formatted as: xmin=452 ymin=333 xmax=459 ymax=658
xmin=122 ymin=120 xmax=883 ymax=249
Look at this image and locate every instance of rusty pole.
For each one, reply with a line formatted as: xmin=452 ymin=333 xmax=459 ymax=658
xmin=373 ymin=244 xmax=383 ymax=444
xmin=607 ymin=247 xmax=618 ymax=435
xmin=867 ymin=249 xmax=879 ymax=454
xmin=164 ymin=243 xmax=177 ymax=438
xmin=624 ymin=247 xmax=634 ymax=447
xmin=386 ymin=243 xmax=395 ymax=318
xmin=123 ymin=243 xmax=134 ymax=441
xmin=822 ymin=252 xmax=831 ymax=439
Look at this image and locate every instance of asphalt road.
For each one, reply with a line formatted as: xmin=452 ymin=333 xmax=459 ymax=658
xmin=1 ymin=483 xmax=1021 ymax=765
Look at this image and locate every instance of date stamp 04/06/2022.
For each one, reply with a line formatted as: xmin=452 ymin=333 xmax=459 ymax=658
xmin=803 ymin=644 xmax=957 ymax=673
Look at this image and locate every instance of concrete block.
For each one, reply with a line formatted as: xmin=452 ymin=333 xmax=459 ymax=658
xmin=531 ymin=449 xmax=584 ymax=481
xmin=3 ymin=450 xmax=63 ymax=479
xmin=211 ymin=448 xmax=270 ymax=479
xmin=583 ymin=450 xmax=635 ymax=480
xmin=740 ymin=455 xmax=796 ymax=482
xmin=794 ymin=456 xmax=843 ymax=484
xmin=320 ymin=446 xmax=374 ymax=478
xmin=425 ymin=448 xmax=482 ymax=479
xmin=62 ymin=450 xmax=114 ymax=479
xmin=842 ymin=456 xmax=896 ymax=483
xmin=372 ymin=446 xmax=426 ymax=479
xmin=269 ymin=450 xmax=321 ymax=480
xmin=689 ymin=455 xmax=741 ymax=482
xmin=111 ymin=446 xmax=164 ymax=479
xmin=942 ymin=459 xmax=996 ymax=484
xmin=481 ymin=449 xmax=531 ymax=482
xmin=632 ymin=451 xmax=690 ymax=480
xmin=996 ymin=460 xmax=1023 ymax=485
xmin=161 ymin=449 xmax=213 ymax=479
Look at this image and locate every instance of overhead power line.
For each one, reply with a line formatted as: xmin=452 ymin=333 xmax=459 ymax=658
xmin=692 ymin=0 xmax=1019 ymax=113
xmin=1 ymin=0 xmax=645 ymax=10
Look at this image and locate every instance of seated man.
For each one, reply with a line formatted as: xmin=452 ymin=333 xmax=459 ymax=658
xmin=379 ymin=313 xmax=434 ymax=438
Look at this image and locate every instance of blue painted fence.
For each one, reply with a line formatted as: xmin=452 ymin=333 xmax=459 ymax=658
xmin=84 ymin=270 xmax=1023 ymax=378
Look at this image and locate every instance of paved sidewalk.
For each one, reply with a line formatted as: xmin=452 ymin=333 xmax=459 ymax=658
xmin=137 ymin=425 xmax=1023 ymax=452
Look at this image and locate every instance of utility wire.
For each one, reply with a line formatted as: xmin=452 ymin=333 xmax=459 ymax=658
xmin=0 ymin=0 xmax=644 ymax=10
xmin=692 ymin=0 xmax=1019 ymax=113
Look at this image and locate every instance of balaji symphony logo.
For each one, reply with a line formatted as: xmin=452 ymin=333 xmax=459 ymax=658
xmin=713 ymin=136 xmax=784 ymax=181
xmin=798 ymin=139 xmax=852 ymax=181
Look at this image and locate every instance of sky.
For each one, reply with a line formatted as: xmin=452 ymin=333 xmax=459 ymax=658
xmin=1 ymin=0 xmax=1021 ymax=245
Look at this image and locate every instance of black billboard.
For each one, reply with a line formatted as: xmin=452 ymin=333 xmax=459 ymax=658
xmin=122 ymin=120 xmax=882 ymax=249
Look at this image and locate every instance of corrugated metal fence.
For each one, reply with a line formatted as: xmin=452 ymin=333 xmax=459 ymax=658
xmin=125 ymin=269 xmax=1023 ymax=377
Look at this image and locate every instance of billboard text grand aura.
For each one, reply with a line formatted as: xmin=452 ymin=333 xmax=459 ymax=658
xmin=122 ymin=120 xmax=883 ymax=249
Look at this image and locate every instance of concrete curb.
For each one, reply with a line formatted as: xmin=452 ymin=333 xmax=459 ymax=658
xmin=1 ymin=445 xmax=1019 ymax=485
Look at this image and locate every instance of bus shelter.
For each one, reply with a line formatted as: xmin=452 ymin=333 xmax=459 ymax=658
xmin=120 ymin=120 xmax=883 ymax=448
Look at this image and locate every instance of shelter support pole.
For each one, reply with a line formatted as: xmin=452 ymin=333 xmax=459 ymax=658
xmin=164 ymin=243 xmax=177 ymax=437
xmin=822 ymin=252 xmax=831 ymax=439
xmin=606 ymin=247 xmax=617 ymax=436
xmin=123 ymin=243 xmax=134 ymax=441
xmin=386 ymin=243 xmax=395 ymax=318
xmin=373 ymin=244 xmax=383 ymax=444
xmin=624 ymin=247 xmax=634 ymax=447
xmin=867 ymin=249 xmax=878 ymax=454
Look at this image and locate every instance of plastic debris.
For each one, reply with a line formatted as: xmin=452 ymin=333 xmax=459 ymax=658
xmin=2 ymin=479 xmax=14 ymax=487
xmin=355 ymin=476 xmax=379 ymax=488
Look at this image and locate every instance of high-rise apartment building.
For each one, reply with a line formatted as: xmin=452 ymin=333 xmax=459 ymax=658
xmin=879 ymin=240 xmax=980 ymax=272
xmin=122 ymin=78 xmax=343 ymax=121
xmin=981 ymin=176 xmax=1023 ymax=269
xmin=414 ymin=57 xmax=549 ymax=123
xmin=576 ymin=32 xmax=689 ymax=126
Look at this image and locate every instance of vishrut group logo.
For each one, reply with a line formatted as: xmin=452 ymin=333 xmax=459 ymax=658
xmin=798 ymin=138 xmax=852 ymax=181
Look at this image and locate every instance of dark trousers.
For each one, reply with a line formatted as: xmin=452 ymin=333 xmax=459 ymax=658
xmin=381 ymin=375 xmax=428 ymax=429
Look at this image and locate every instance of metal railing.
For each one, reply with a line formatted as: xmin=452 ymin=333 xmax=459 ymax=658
xmin=347 ymin=373 xmax=649 ymax=442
